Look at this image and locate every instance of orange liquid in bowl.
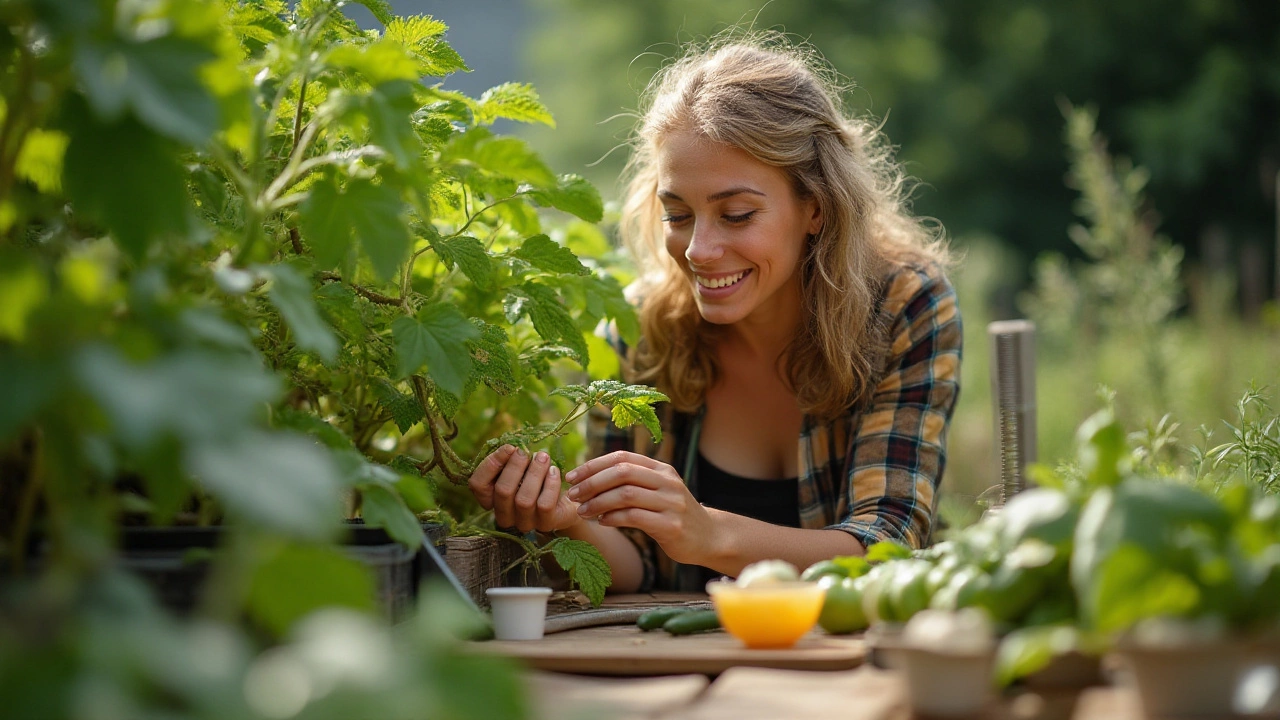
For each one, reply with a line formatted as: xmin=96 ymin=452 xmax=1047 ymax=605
xmin=706 ymin=581 xmax=826 ymax=649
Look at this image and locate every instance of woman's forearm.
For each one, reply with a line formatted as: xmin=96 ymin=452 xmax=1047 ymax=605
xmin=556 ymin=516 xmax=646 ymax=593
xmin=700 ymin=508 xmax=866 ymax=578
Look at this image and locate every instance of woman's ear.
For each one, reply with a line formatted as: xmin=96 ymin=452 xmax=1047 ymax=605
xmin=807 ymin=200 xmax=823 ymax=236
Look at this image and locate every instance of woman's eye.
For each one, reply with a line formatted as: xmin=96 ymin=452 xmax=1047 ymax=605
xmin=661 ymin=213 xmax=691 ymax=225
xmin=724 ymin=210 xmax=757 ymax=224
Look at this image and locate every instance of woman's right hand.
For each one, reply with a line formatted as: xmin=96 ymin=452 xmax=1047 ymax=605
xmin=467 ymin=445 xmax=582 ymax=534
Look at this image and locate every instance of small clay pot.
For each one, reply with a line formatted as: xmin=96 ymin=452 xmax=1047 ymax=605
xmin=486 ymin=586 xmax=552 ymax=641
xmin=1114 ymin=638 xmax=1250 ymax=718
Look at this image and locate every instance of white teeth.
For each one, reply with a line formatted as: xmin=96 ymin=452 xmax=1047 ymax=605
xmin=696 ymin=271 xmax=746 ymax=289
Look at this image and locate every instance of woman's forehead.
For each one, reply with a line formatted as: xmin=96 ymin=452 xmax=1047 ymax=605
xmin=655 ymin=130 xmax=788 ymax=199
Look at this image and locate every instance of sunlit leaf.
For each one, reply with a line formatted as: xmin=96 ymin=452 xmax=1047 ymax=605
xmin=526 ymin=174 xmax=602 ymax=222
xmin=513 ymin=234 xmax=589 ymax=276
xmin=550 ymin=538 xmax=612 ymax=607
xmin=360 ymin=483 xmax=423 ymax=549
xmin=474 ymin=82 xmax=554 ymax=127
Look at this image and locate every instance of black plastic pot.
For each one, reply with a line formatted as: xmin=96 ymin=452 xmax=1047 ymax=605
xmin=120 ymin=524 xmax=419 ymax=622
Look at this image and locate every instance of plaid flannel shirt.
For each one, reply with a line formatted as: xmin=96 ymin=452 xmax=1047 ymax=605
xmin=587 ymin=262 xmax=962 ymax=591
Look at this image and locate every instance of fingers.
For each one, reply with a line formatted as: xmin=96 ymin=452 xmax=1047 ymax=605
xmin=536 ymin=465 xmax=562 ymax=521
xmin=565 ymin=451 xmax=663 ymax=485
xmin=468 ymin=445 xmax=516 ymax=510
xmin=596 ymin=507 xmax=666 ymax=531
xmin=491 ymin=447 xmax=532 ymax=528
xmin=567 ymin=460 xmax=666 ymax=506
xmin=575 ymin=482 xmax=670 ymax=519
xmin=513 ymin=451 xmax=552 ymax=532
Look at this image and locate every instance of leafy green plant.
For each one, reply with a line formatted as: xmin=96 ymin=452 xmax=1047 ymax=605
xmin=0 ymin=0 xmax=650 ymax=716
xmin=1198 ymin=385 xmax=1280 ymax=495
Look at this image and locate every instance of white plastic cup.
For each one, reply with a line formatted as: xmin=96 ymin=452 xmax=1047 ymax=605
xmin=486 ymin=587 xmax=552 ymax=640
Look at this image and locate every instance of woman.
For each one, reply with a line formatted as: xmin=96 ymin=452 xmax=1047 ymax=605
xmin=468 ymin=39 xmax=961 ymax=593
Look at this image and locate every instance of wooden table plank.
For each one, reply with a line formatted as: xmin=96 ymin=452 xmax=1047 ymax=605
xmin=657 ymin=666 xmax=909 ymax=720
xmin=478 ymin=624 xmax=866 ymax=676
xmin=525 ymin=671 xmax=709 ymax=720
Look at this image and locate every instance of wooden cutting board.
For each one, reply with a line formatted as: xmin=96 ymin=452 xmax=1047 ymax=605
xmin=475 ymin=624 xmax=867 ymax=676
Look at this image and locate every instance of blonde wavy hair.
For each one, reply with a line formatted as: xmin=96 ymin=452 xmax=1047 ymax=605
xmin=619 ymin=36 xmax=950 ymax=421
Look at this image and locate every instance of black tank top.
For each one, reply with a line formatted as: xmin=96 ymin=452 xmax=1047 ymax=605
xmin=693 ymin=452 xmax=801 ymax=586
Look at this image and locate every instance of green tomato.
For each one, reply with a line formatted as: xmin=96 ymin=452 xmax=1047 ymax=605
xmin=887 ymin=560 xmax=933 ymax=622
xmin=860 ymin=565 xmax=891 ymax=625
xmin=930 ymin=565 xmax=992 ymax=612
xmin=818 ymin=576 xmax=868 ymax=634
xmin=801 ymin=559 xmax=849 ymax=583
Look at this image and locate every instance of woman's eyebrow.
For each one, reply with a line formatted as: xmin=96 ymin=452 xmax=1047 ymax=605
xmin=657 ymin=187 xmax=766 ymax=202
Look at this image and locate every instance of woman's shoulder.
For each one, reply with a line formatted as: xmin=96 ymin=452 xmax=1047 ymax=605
xmin=875 ymin=259 xmax=956 ymax=324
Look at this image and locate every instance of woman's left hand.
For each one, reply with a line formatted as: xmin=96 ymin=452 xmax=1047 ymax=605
xmin=564 ymin=451 xmax=718 ymax=565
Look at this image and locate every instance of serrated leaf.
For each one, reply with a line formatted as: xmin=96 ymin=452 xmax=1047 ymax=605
xmin=550 ymin=384 xmax=590 ymax=404
xmin=520 ymin=281 xmax=588 ymax=367
xmin=364 ymin=81 xmax=424 ymax=168
xmin=392 ymin=303 xmax=481 ymax=395
xmin=610 ymin=402 xmax=662 ymax=444
xmin=592 ymin=275 xmax=640 ymax=346
xmin=373 ymin=377 xmax=424 ymax=433
xmin=301 ymin=176 xmax=411 ymax=281
xmin=468 ymin=320 xmax=518 ymax=394
xmin=526 ymin=174 xmax=603 ymax=222
xmin=360 ymin=483 xmax=424 ymax=549
xmin=433 ymin=235 xmax=494 ymax=289
xmin=262 ymin=263 xmax=338 ymax=362
xmin=513 ymin=234 xmax=589 ymax=276
xmin=474 ymin=82 xmax=555 ymax=127
xmin=348 ymin=0 xmax=393 ymax=25
xmin=384 ymin=15 xmax=467 ymax=77
xmin=472 ymin=136 xmax=556 ymax=188
xmin=551 ymin=538 xmax=612 ymax=607
xmin=326 ymin=40 xmax=420 ymax=85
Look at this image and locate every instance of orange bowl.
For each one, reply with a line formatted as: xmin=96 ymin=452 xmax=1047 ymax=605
xmin=706 ymin=580 xmax=825 ymax=649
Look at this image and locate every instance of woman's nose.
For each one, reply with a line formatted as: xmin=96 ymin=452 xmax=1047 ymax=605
xmin=684 ymin=224 xmax=723 ymax=266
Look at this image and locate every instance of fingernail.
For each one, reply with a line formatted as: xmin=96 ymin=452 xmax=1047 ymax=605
xmin=501 ymin=444 xmax=514 ymax=454
xmin=535 ymin=451 xmax=549 ymax=463
xmin=567 ymin=487 xmax=579 ymax=500
xmin=515 ymin=448 xmax=527 ymax=458
xmin=565 ymin=470 xmax=578 ymax=482
xmin=550 ymin=466 xmax=560 ymax=478
xmin=577 ymin=503 xmax=591 ymax=515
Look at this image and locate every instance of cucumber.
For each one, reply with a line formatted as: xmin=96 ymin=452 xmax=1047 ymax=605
xmin=636 ymin=607 xmax=695 ymax=631
xmin=662 ymin=609 xmax=722 ymax=636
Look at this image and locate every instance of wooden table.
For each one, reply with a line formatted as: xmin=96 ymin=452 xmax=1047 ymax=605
xmin=482 ymin=593 xmax=1164 ymax=720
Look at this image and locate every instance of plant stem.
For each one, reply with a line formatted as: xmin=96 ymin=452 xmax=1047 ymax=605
xmin=9 ymin=428 xmax=43 ymax=576
xmin=318 ymin=271 xmax=401 ymax=305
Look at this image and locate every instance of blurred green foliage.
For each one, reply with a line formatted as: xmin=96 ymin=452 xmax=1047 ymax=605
xmin=523 ymin=0 xmax=1280 ymax=273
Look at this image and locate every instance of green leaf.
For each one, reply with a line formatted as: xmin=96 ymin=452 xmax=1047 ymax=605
xmin=326 ymin=40 xmax=419 ymax=84
xmin=273 ymin=408 xmax=356 ymax=452
xmin=591 ymin=275 xmax=640 ymax=346
xmin=395 ymin=474 xmax=435 ymax=514
xmin=187 ymin=431 xmax=343 ymax=540
xmin=262 ymin=263 xmax=338 ymax=362
xmin=995 ymin=626 xmax=1080 ymax=687
xmin=15 ymin=128 xmax=68 ymax=193
xmin=62 ymin=110 xmax=189 ymax=259
xmin=550 ymin=538 xmax=612 ymax=607
xmin=1090 ymin=544 xmax=1200 ymax=632
xmin=364 ymin=81 xmax=424 ymax=168
xmin=519 ymin=281 xmax=589 ymax=367
xmin=76 ymin=346 xmax=279 ymax=448
xmin=0 ymin=348 xmax=58 ymax=441
xmin=348 ymin=0 xmax=393 ymax=25
xmin=866 ymin=541 xmax=914 ymax=563
xmin=468 ymin=320 xmax=518 ymax=395
xmin=388 ymin=17 xmax=468 ymax=78
xmin=433 ymin=236 xmax=495 ymax=289
xmin=373 ymin=377 xmax=424 ymax=433
xmin=74 ymin=36 xmax=218 ymax=145
xmin=461 ymin=134 xmax=556 ymax=188
xmin=344 ymin=178 xmax=412 ymax=280
xmin=513 ymin=234 xmax=589 ymax=276
xmin=610 ymin=399 xmax=663 ymax=444
xmin=301 ymin=176 xmax=411 ymax=281
xmin=474 ymin=82 xmax=555 ymax=127
xmin=526 ymin=174 xmax=603 ymax=222
xmin=392 ymin=303 xmax=481 ymax=395
xmin=360 ymin=483 xmax=424 ymax=549
xmin=248 ymin=542 xmax=376 ymax=637
xmin=0 ymin=251 xmax=48 ymax=342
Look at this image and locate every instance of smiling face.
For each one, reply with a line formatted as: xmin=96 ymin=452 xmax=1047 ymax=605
xmin=655 ymin=128 xmax=821 ymax=333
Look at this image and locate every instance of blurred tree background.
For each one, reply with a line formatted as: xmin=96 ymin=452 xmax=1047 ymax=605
xmin=384 ymin=0 xmax=1280 ymax=516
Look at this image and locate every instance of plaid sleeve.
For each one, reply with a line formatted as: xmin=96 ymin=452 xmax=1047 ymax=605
xmin=829 ymin=266 xmax=962 ymax=550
